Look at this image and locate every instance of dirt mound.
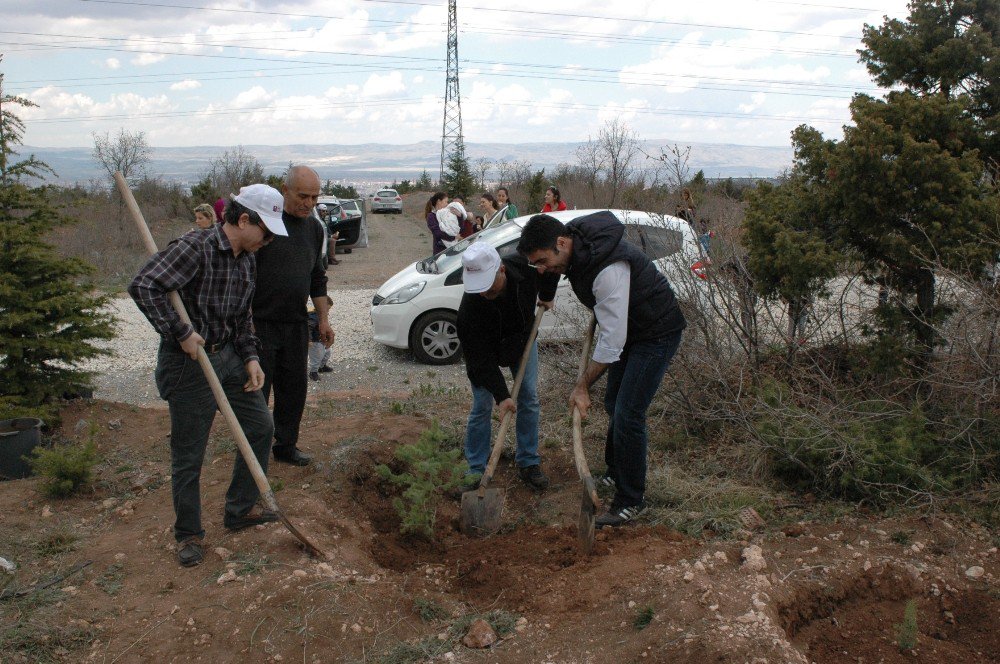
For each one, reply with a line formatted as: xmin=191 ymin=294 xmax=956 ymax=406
xmin=1 ymin=399 xmax=997 ymax=663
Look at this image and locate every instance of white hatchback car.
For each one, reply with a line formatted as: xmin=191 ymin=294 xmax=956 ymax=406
xmin=371 ymin=209 xmax=708 ymax=364
xmin=370 ymin=188 xmax=403 ymax=214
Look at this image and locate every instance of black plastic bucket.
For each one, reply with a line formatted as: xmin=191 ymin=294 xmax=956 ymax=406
xmin=0 ymin=417 xmax=44 ymax=480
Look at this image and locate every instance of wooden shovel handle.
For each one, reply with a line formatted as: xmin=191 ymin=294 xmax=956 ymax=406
xmin=572 ymin=315 xmax=601 ymax=508
xmin=479 ymin=305 xmax=546 ymax=490
xmin=114 ymin=173 xmax=329 ymax=563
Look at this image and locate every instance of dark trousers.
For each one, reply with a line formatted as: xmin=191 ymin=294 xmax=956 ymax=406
xmin=603 ymin=331 xmax=683 ymax=509
xmin=254 ymin=318 xmax=309 ymax=453
xmin=155 ymin=343 xmax=273 ymax=542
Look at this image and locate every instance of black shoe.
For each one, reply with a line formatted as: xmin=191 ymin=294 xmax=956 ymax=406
xmin=273 ymin=448 xmax=311 ymax=466
xmin=224 ymin=506 xmax=280 ymax=531
xmin=461 ymin=473 xmax=483 ymax=492
xmin=309 ymin=371 xmax=320 ymax=382
xmin=177 ymin=537 xmax=204 ymax=567
xmin=318 ymin=366 xmax=333 ymax=373
xmin=596 ymin=502 xmax=646 ymax=528
xmin=517 ymin=465 xmax=549 ymax=491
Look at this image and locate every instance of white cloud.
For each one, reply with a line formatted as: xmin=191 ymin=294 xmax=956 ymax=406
xmin=132 ymin=53 xmax=167 ymax=66
xmin=105 ymin=58 xmax=121 ymax=70
xmin=739 ymin=93 xmax=767 ymax=113
xmin=170 ymin=80 xmax=202 ymax=91
xmin=231 ymin=86 xmax=274 ymax=109
xmin=361 ymin=72 xmax=405 ymax=98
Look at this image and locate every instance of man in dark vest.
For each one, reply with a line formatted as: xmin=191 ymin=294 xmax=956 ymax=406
xmin=517 ymin=211 xmax=685 ymax=527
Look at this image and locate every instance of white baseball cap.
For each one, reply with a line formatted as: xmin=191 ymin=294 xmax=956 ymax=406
xmin=232 ymin=184 xmax=288 ymax=237
xmin=462 ymin=242 xmax=501 ymax=294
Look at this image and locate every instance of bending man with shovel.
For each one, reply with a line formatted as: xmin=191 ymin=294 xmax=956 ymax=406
xmin=457 ymin=243 xmax=558 ymax=491
xmin=129 ymin=184 xmax=287 ymax=567
xmin=518 ymin=212 xmax=686 ymax=527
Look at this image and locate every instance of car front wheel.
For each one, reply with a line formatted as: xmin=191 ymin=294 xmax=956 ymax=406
xmin=409 ymin=311 xmax=461 ymax=365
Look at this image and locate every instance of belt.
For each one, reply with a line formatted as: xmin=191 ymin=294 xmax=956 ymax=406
xmin=204 ymin=338 xmax=231 ymax=354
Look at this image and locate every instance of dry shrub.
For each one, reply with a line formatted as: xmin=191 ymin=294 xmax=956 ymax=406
xmin=45 ymin=180 xmax=191 ymax=290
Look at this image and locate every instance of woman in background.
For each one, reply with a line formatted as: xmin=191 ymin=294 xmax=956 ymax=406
xmin=425 ymin=192 xmax=453 ymax=254
xmin=497 ymin=187 xmax=518 ymax=219
xmin=479 ymin=192 xmax=501 ymax=228
xmin=193 ymin=203 xmax=216 ymax=229
xmin=541 ymin=186 xmax=566 ymax=213
xmin=213 ymin=197 xmax=226 ymax=223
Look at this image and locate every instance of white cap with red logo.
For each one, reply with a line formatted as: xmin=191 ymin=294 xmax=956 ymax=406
xmin=462 ymin=242 xmax=501 ymax=293
xmin=232 ymin=184 xmax=288 ymax=236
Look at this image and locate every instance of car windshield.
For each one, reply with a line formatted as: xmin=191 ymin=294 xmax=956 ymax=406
xmin=416 ymin=222 xmax=524 ymax=275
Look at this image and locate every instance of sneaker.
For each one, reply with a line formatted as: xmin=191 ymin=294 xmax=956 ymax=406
xmin=595 ymin=502 xmax=646 ymax=528
xmin=309 ymin=371 xmax=320 ymax=382
xmin=595 ymin=473 xmax=615 ymax=488
xmin=177 ymin=537 xmax=204 ymax=567
xmin=517 ymin=465 xmax=550 ymax=491
xmin=224 ymin=506 xmax=280 ymax=531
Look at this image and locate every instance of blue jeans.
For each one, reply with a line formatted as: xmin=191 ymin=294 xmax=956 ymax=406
xmin=603 ymin=331 xmax=683 ymax=509
xmin=464 ymin=342 xmax=540 ymax=474
xmin=155 ymin=343 xmax=274 ymax=542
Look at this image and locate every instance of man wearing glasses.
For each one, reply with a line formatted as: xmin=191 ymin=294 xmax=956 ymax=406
xmin=518 ymin=211 xmax=686 ymax=528
xmin=129 ymin=184 xmax=288 ymax=567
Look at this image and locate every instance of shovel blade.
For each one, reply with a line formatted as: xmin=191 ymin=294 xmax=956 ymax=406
xmin=459 ymin=487 xmax=504 ymax=537
xmin=578 ymin=484 xmax=596 ymax=554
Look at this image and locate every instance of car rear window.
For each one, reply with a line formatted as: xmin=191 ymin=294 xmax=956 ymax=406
xmin=625 ymin=223 xmax=684 ymax=260
xmin=376 ymin=190 xmax=397 ymax=197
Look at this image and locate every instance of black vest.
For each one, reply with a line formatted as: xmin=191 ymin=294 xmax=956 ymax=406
xmin=565 ymin=211 xmax=685 ymax=344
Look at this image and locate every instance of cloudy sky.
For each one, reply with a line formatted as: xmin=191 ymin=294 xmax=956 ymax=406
xmin=3 ymin=0 xmax=911 ymax=149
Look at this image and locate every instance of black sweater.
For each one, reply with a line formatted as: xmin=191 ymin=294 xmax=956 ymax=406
xmin=457 ymin=256 xmax=558 ymax=403
xmin=252 ymin=210 xmax=328 ymax=322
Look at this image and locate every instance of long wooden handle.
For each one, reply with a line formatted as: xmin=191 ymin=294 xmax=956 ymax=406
xmin=115 ymin=172 xmax=275 ymax=506
xmin=479 ymin=305 xmax=546 ymax=490
xmin=119 ymin=173 xmax=326 ymax=558
xmin=572 ymin=315 xmax=601 ymax=508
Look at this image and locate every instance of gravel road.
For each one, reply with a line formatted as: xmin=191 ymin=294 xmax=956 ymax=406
xmin=86 ymin=202 xmax=468 ymax=407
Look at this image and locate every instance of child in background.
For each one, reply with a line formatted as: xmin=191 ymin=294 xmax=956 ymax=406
xmin=307 ymin=295 xmax=334 ymax=381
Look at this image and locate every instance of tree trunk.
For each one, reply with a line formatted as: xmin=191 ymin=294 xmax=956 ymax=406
xmin=914 ymin=266 xmax=936 ymax=355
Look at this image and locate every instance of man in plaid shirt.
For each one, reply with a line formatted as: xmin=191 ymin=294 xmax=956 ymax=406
xmin=129 ymin=184 xmax=288 ymax=568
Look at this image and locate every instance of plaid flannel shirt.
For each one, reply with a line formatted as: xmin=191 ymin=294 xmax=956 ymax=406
xmin=129 ymin=225 xmax=260 ymax=362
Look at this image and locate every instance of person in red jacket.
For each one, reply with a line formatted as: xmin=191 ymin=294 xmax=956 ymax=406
xmin=541 ymin=186 xmax=567 ymax=213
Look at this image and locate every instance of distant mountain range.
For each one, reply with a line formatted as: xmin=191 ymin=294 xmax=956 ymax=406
xmin=26 ymin=138 xmax=792 ymax=189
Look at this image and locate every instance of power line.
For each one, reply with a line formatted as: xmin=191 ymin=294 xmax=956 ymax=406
xmin=74 ymin=0 xmax=873 ymax=40
xmin=22 ymin=93 xmax=850 ymax=128
xmin=2 ymin=32 xmax=880 ymax=97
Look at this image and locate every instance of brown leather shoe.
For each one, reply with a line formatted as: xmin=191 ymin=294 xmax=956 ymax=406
xmin=224 ymin=507 xmax=279 ymax=531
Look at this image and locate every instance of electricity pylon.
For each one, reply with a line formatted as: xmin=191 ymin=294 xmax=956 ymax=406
xmin=439 ymin=0 xmax=463 ymax=182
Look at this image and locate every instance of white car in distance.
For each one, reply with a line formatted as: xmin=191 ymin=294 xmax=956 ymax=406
xmin=370 ymin=188 xmax=403 ymax=214
xmin=370 ymin=209 xmax=708 ymax=364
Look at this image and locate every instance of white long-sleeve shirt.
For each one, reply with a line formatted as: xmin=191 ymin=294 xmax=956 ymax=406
xmin=591 ymin=261 xmax=630 ymax=364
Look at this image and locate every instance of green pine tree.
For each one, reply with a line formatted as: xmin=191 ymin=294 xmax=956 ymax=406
xmin=415 ymin=170 xmax=433 ymax=190
xmin=440 ymin=139 xmax=476 ymax=203
xmin=0 ymin=64 xmax=115 ymax=421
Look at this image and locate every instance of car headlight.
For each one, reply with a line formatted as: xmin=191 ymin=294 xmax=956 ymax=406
xmin=381 ymin=281 xmax=426 ymax=305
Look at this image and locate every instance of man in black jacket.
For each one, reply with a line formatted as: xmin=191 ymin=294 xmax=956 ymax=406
xmin=253 ymin=165 xmax=333 ymax=466
xmin=518 ymin=211 xmax=685 ymax=526
xmin=457 ymin=242 xmax=558 ymax=490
